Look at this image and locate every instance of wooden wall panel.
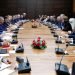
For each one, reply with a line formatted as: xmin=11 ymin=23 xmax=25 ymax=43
xmin=0 ymin=0 xmax=73 ymax=18
xmin=73 ymin=0 xmax=75 ymax=12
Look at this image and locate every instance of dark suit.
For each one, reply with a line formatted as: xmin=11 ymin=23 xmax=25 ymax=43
xmin=63 ymin=21 xmax=72 ymax=31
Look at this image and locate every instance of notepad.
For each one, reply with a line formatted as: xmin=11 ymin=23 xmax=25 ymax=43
xmin=9 ymin=50 xmax=15 ymax=54
xmin=10 ymin=44 xmax=18 ymax=47
xmin=0 ymin=54 xmax=9 ymax=57
xmin=0 ymin=69 xmax=15 ymax=75
xmin=0 ymin=63 xmax=11 ymax=71
xmin=19 ymin=28 xmax=24 ymax=30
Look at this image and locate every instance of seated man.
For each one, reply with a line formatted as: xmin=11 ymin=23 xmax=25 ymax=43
xmin=0 ymin=16 xmax=8 ymax=34
xmin=5 ymin=15 xmax=12 ymax=25
xmin=56 ymin=16 xmax=63 ymax=29
xmin=11 ymin=15 xmax=17 ymax=25
xmin=39 ymin=15 xmax=46 ymax=23
xmin=50 ymin=15 xmax=56 ymax=24
xmin=62 ymin=16 xmax=72 ymax=32
xmin=56 ymin=14 xmax=72 ymax=31
xmin=43 ymin=16 xmax=50 ymax=25
xmin=23 ymin=13 xmax=27 ymax=20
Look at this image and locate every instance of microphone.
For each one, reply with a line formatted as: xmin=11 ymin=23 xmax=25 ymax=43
xmin=17 ymin=56 xmax=31 ymax=74
xmin=58 ymin=51 xmax=68 ymax=70
xmin=26 ymin=57 xmax=29 ymax=66
xmin=16 ymin=43 xmax=24 ymax=53
xmin=55 ymin=43 xmax=64 ymax=54
xmin=55 ymin=36 xmax=64 ymax=54
xmin=55 ymin=36 xmax=62 ymax=44
xmin=53 ymin=32 xmax=58 ymax=37
xmin=55 ymin=36 xmax=69 ymax=54
xmin=55 ymin=44 xmax=70 ymax=75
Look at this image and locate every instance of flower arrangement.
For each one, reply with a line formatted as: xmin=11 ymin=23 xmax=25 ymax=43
xmin=31 ymin=37 xmax=47 ymax=49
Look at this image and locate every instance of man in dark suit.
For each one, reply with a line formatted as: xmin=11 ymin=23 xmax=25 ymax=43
xmin=62 ymin=16 xmax=72 ymax=32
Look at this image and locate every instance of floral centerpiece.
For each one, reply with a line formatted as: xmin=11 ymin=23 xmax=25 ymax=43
xmin=31 ymin=37 xmax=47 ymax=49
xmin=2 ymin=40 xmax=10 ymax=48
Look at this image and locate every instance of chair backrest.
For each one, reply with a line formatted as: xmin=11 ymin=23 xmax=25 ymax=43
xmin=71 ymin=62 xmax=75 ymax=75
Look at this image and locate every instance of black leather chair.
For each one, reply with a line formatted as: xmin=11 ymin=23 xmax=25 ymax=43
xmin=71 ymin=62 xmax=75 ymax=75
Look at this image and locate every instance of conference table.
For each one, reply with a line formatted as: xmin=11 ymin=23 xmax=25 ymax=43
xmin=3 ymin=21 xmax=75 ymax=75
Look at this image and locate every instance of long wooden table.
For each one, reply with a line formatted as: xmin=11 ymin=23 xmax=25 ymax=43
xmin=6 ymin=21 xmax=75 ymax=75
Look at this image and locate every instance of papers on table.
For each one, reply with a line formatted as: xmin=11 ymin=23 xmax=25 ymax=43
xmin=10 ymin=44 xmax=18 ymax=47
xmin=0 ymin=54 xmax=9 ymax=57
xmin=0 ymin=69 xmax=15 ymax=75
xmin=0 ymin=63 xmax=10 ymax=71
xmin=19 ymin=27 xmax=24 ymax=30
xmin=10 ymin=44 xmax=18 ymax=49
xmin=10 ymin=44 xmax=18 ymax=51
xmin=9 ymin=50 xmax=15 ymax=54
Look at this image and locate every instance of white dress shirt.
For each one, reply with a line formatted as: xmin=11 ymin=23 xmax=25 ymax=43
xmin=69 ymin=18 xmax=75 ymax=31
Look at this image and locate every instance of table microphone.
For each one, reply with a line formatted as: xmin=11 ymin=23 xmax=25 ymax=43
xmin=55 ymin=36 xmax=62 ymax=44
xmin=55 ymin=42 xmax=64 ymax=54
xmin=16 ymin=43 xmax=24 ymax=53
xmin=17 ymin=56 xmax=31 ymax=74
xmin=55 ymin=44 xmax=70 ymax=75
xmin=26 ymin=57 xmax=29 ymax=66
xmin=55 ymin=36 xmax=65 ymax=54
